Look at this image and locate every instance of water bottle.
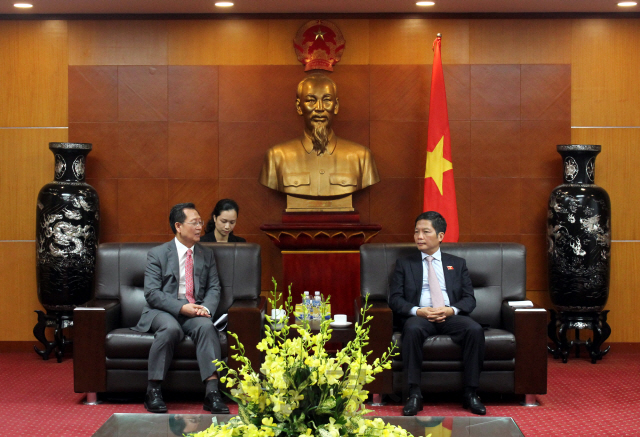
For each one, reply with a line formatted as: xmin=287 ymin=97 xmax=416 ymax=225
xmin=303 ymin=291 xmax=311 ymax=320
xmin=313 ymin=291 xmax=322 ymax=320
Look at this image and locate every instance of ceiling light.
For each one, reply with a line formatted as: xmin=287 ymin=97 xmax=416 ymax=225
xmin=416 ymin=1 xmax=435 ymax=5
xmin=215 ymin=1 xmax=234 ymax=6
xmin=617 ymin=1 xmax=637 ymax=5
xmin=14 ymin=3 xmax=33 ymax=8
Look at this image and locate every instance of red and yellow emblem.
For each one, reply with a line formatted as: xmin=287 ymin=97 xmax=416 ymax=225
xmin=293 ymin=20 xmax=345 ymax=71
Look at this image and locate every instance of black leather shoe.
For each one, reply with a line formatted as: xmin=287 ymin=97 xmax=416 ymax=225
xmin=402 ymin=394 xmax=423 ymax=416
xmin=203 ymin=391 xmax=230 ymax=414
xmin=144 ymin=388 xmax=167 ymax=413
xmin=463 ymin=393 xmax=486 ymax=415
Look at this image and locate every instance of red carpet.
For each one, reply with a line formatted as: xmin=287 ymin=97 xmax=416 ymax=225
xmin=1 ymin=349 xmax=639 ymax=436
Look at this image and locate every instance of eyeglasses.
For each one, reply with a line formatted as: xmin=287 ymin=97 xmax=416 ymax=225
xmin=182 ymin=221 xmax=204 ymax=227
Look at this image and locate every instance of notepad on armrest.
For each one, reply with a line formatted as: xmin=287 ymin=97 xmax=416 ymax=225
xmin=508 ymin=300 xmax=534 ymax=308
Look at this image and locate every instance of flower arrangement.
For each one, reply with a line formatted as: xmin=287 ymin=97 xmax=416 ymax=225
xmin=191 ymin=279 xmax=414 ymax=437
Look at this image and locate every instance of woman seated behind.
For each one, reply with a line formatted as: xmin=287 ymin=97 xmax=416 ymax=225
xmin=200 ymin=198 xmax=246 ymax=243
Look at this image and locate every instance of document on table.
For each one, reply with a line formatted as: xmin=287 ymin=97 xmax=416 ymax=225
xmin=507 ymin=300 xmax=534 ymax=308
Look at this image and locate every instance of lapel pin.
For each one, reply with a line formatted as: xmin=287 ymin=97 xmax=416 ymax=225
xmin=447 ymin=266 xmax=454 ymax=270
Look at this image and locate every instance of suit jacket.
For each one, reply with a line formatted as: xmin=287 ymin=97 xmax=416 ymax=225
xmin=199 ymin=231 xmax=246 ymax=243
xmin=132 ymin=240 xmax=221 ymax=332
xmin=388 ymin=249 xmax=476 ymax=329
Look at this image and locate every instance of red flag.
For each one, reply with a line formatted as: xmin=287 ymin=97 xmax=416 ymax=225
xmin=423 ymin=34 xmax=459 ymax=242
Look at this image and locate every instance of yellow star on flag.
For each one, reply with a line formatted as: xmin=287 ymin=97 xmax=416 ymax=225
xmin=425 ymin=135 xmax=453 ymax=195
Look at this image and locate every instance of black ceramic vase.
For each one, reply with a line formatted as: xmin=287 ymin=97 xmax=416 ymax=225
xmin=547 ymin=144 xmax=611 ymax=312
xmin=36 ymin=142 xmax=100 ymax=311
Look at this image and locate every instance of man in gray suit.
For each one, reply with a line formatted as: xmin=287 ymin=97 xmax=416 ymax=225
xmin=132 ymin=203 xmax=229 ymax=414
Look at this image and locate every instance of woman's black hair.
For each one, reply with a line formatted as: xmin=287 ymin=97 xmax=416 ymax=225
xmin=204 ymin=198 xmax=239 ymax=234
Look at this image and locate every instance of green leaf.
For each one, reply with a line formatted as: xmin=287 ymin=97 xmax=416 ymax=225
xmin=237 ymin=402 xmax=252 ymax=426
xmin=318 ymin=397 xmax=336 ymax=411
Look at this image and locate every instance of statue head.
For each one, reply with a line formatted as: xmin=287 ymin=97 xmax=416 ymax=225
xmin=295 ymin=73 xmax=340 ymax=152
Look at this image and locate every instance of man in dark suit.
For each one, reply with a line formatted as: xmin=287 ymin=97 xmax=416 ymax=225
xmin=389 ymin=211 xmax=486 ymax=416
xmin=132 ymin=203 xmax=229 ymax=414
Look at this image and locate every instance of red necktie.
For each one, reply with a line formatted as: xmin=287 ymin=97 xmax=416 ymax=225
xmin=426 ymin=256 xmax=445 ymax=308
xmin=185 ymin=249 xmax=195 ymax=304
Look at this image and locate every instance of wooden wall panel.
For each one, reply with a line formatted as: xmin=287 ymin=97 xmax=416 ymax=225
xmin=267 ymin=20 xmax=306 ymax=65
xmin=606 ymin=242 xmax=640 ymax=342
xmin=527 ymin=290 xmax=553 ymax=310
xmin=168 ymin=19 xmax=369 ymax=66
xmin=0 ymin=20 xmax=68 ymax=127
xmin=0 ymin=243 xmax=43 ymax=341
xmin=330 ymin=19 xmax=370 ymax=65
xmin=369 ymin=19 xmax=469 ymax=65
xmin=470 ymin=19 xmax=571 ymax=64
xmin=168 ymin=20 xmax=269 ymax=65
xmin=3 ymin=16 xmax=639 ymax=343
xmin=68 ymin=20 xmax=167 ymax=65
xmin=571 ymin=128 xmax=640 ymax=240
xmin=572 ymin=19 xmax=640 ymax=127
xmin=521 ymin=234 xmax=548 ymax=292
xmin=67 ymin=61 xmax=571 ymax=337
xmin=0 ymin=129 xmax=68 ymax=241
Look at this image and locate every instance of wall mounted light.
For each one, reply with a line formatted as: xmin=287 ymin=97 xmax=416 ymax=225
xmin=617 ymin=1 xmax=637 ymax=6
xmin=14 ymin=3 xmax=33 ymax=8
xmin=215 ymin=2 xmax=234 ymax=6
xmin=416 ymin=1 xmax=436 ymax=5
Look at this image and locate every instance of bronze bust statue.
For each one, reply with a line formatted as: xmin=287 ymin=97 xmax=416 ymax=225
xmin=259 ymin=73 xmax=380 ymax=212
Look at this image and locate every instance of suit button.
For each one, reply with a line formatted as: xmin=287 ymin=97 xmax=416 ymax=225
xmin=320 ymin=169 xmax=325 ymax=174
xmin=294 ymin=180 xmax=298 ymax=185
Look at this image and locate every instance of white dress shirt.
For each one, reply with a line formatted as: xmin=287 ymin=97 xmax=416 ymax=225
xmin=174 ymin=238 xmax=210 ymax=314
xmin=410 ymin=248 xmax=459 ymax=316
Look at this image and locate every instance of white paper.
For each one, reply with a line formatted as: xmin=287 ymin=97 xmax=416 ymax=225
xmin=508 ymin=300 xmax=534 ymax=307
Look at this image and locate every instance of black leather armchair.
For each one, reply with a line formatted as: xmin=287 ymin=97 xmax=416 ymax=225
xmin=73 ymin=242 xmax=264 ymax=400
xmin=359 ymin=243 xmax=547 ymax=402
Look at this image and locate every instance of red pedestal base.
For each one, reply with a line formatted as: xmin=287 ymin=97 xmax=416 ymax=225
xmin=282 ymin=251 xmax=360 ymax=317
xmin=261 ymin=212 xmax=381 ymax=317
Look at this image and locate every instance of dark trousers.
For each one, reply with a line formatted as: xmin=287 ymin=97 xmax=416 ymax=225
xmin=147 ymin=307 xmax=221 ymax=382
xmin=402 ymin=315 xmax=485 ymax=391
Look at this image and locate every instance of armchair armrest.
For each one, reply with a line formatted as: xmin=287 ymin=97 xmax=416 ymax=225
xmin=359 ymin=297 xmax=394 ymax=394
xmin=227 ymin=296 xmax=266 ymax=373
xmin=73 ymin=299 xmax=120 ymax=394
xmin=502 ymin=302 xmax=548 ymax=395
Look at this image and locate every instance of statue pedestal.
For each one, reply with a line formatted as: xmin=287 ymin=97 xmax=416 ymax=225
xmin=261 ymin=212 xmax=381 ymax=317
